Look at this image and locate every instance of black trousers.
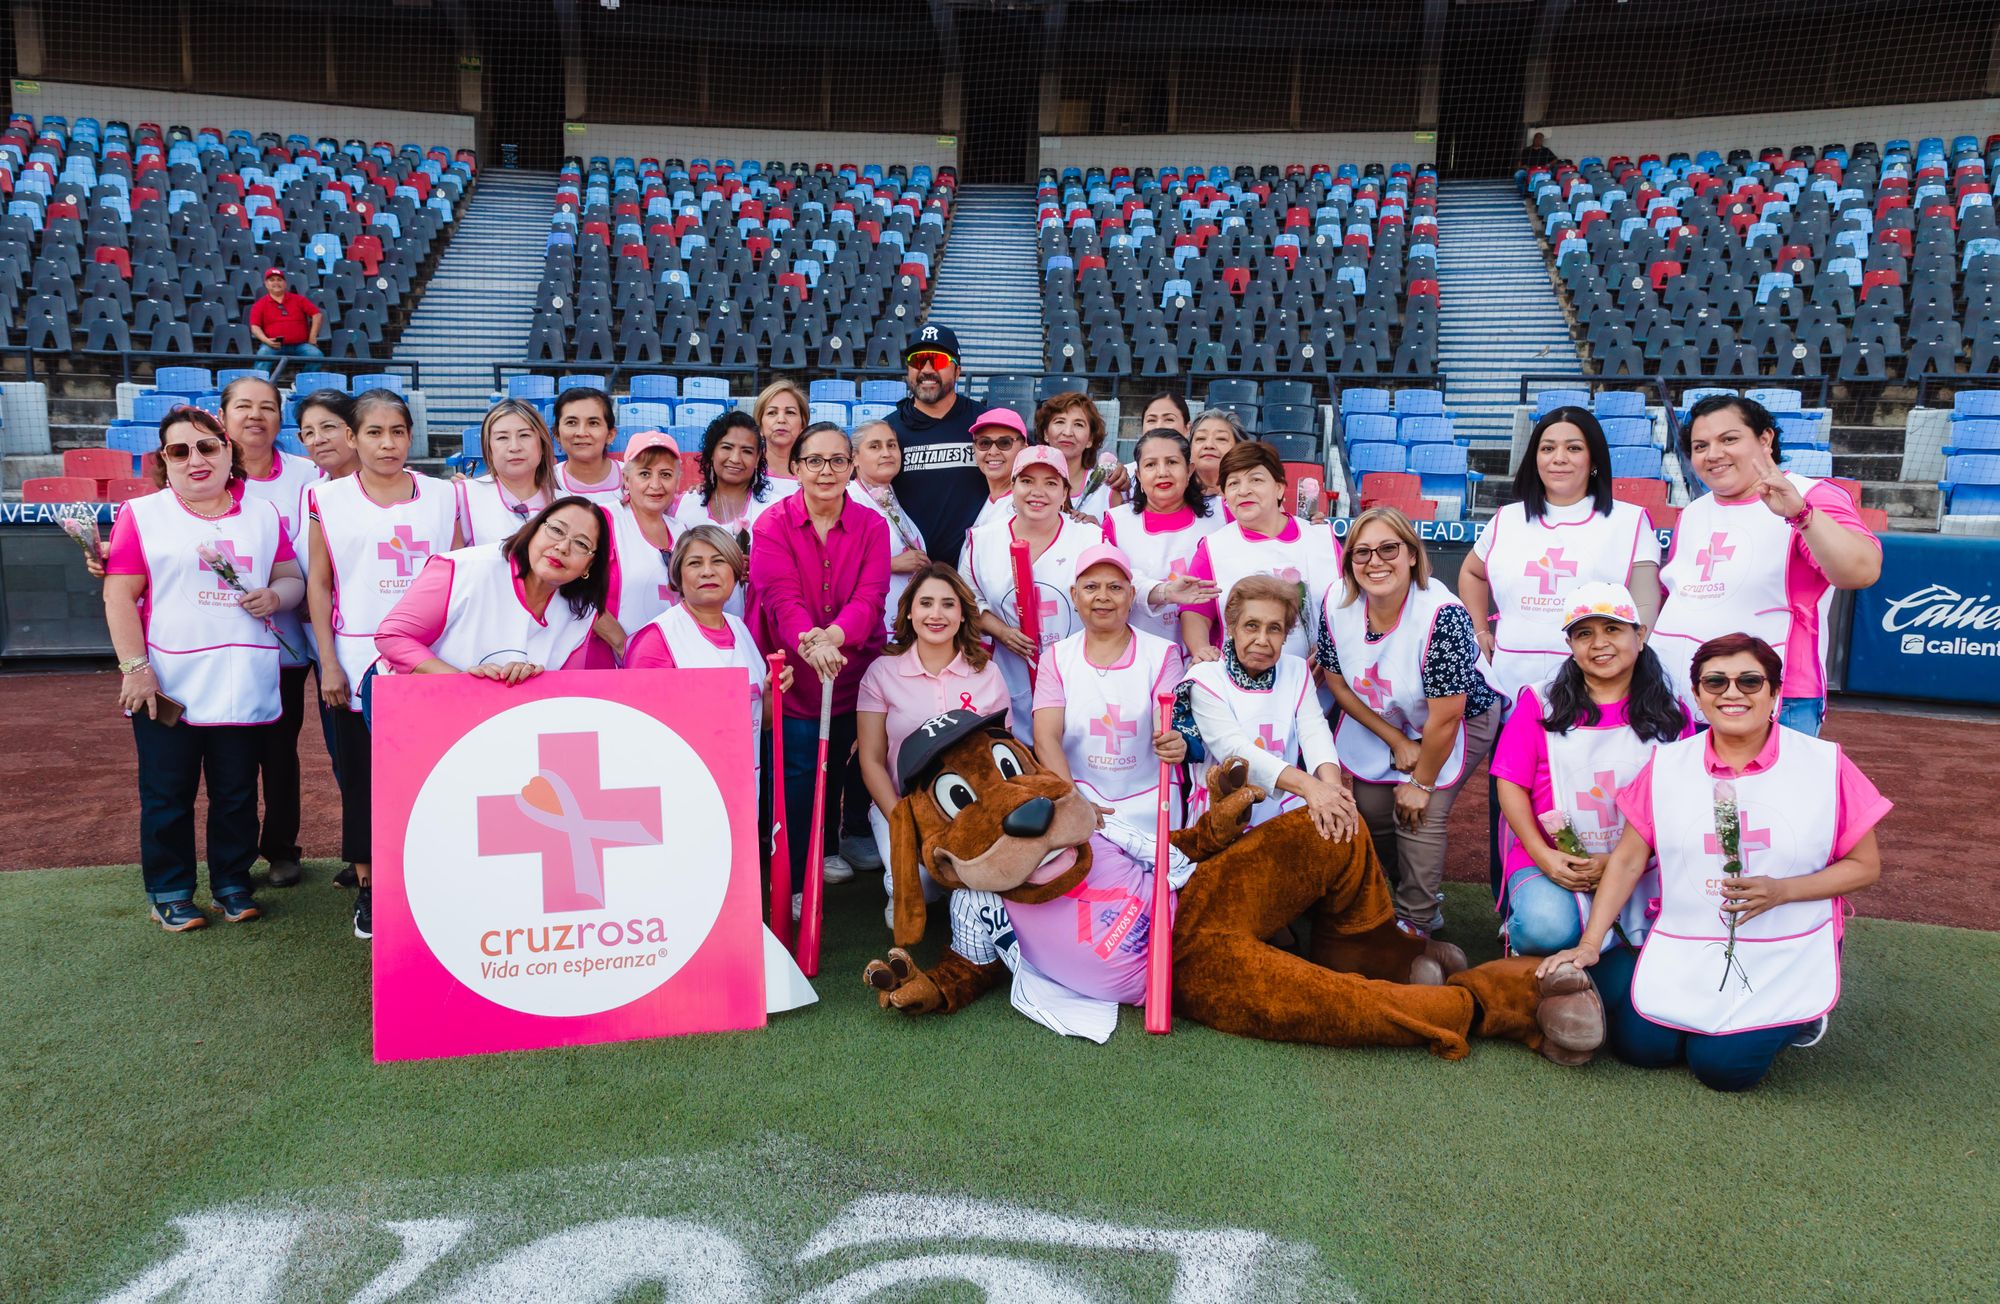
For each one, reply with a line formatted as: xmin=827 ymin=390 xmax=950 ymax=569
xmin=133 ymin=712 xmax=262 ymax=903
xmin=330 ymin=706 xmax=374 ymax=865
xmin=257 ymin=663 xmax=311 ymax=861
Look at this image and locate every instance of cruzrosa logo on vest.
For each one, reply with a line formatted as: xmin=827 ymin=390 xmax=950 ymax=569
xmin=400 ymin=695 xmax=733 ymax=1021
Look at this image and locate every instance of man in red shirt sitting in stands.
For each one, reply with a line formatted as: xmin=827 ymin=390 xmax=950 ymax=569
xmin=247 ymin=269 xmax=324 ymax=369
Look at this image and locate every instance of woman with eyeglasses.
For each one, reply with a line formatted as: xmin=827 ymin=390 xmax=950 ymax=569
xmin=597 ymin=431 xmax=681 ymax=658
xmin=960 ymin=446 xmax=1106 ymax=739
xmin=1456 ymin=407 xmax=1661 ymax=703
xmin=1318 ymin=507 xmax=1501 ymax=936
xmin=749 ymin=422 xmax=891 ymax=915
xmin=222 ymin=374 xmax=321 ymax=890
xmin=1179 ymin=441 xmax=1342 ymax=668
xmin=1101 ymin=429 xmax=1224 ymax=646
xmin=1652 ymin=395 xmax=1881 ymax=735
xmin=755 ymin=378 xmax=810 ymax=484
xmin=307 ymin=389 xmax=461 ymax=941
xmin=103 ymin=407 xmax=305 ymax=931
xmin=1536 ymin=633 xmax=1888 ymax=1091
xmin=968 ymin=408 xmax=1028 ymax=530
xmin=552 ymin=387 xmax=624 ymax=502
xmin=456 ymin=398 xmax=556 ymax=546
xmin=1489 ymin=583 xmax=1691 ymax=957
xmin=1172 ymin=575 xmax=1353 ymax=836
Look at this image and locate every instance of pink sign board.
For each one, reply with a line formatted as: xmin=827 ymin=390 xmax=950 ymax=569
xmin=371 ymin=669 xmax=765 ymax=1061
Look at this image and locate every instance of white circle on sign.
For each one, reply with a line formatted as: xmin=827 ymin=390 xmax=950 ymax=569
xmin=402 ymin=695 xmax=733 ymax=1018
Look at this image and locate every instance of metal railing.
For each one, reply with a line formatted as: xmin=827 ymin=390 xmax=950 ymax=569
xmin=1914 ymin=373 xmax=2000 ymax=411
xmin=1 ymin=344 xmax=422 ymax=390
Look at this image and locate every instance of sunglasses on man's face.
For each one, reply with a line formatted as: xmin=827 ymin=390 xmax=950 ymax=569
xmin=1698 ymin=672 xmax=1770 ymax=696
xmin=161 ymin=436 xmax=228 ymax=463
xmin=907 ymin=351 xmax=953 ymax=371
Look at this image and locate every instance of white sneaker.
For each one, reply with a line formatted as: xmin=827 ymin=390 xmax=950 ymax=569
xmin=1789 ymin=1014 xmax=1829 ymax=1048
xmin=821 ymin=854 xmax=855 ymax=884
xmin=791 ymin=892 xmax=803 ymax=923
xmin=883 ymin=902 xmax=895 ymax=929
xmin=839 ymin=833 xmax=883 ymax=871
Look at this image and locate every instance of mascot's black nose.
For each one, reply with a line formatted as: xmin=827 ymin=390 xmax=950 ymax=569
xmin=1002 ymin=797 xmax=1055 ymax=839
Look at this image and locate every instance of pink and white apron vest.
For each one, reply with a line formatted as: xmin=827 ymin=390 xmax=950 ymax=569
xmin=312 ymin=471 xmax=457 ymax=712
xmin=236 ymin=451 xmax=320 ymax=668
xmin=1181 ymin=653 xmax=1311 ymax=827
xmin=129 ymin=491 xmax=286 ymax=725
xmin=849 ymin=479 xmax=926 ymax=632
xmin=1049 ymin=628 xmax=1179 ymax=827
xmin=1104 ymin=502 xmax=1225 ymax=645
xmin=455 ymin=476 xmax=546 ymax=548
xmin=1481 ymin=499 xmax=1649 ymax=702
xmin=1324 ymin=579 xmax=1485 ymax=787
xmin=421 ymin=545 xmax=595 ymax=673
xmin=963 ymin=515 xmax=1104 ymax=739
xmin=1202 ymin=518 xmax=1343 ymax=663
xmin=644 ymin=602 xmax=764 ymax=781
xmin=604 ymin=500 xmax=677 ymax=633
xmin=1631 ymin=728 xmax=1842 ymax=1034
xmin=1542 ymin=691 xmax=1663 ymax=946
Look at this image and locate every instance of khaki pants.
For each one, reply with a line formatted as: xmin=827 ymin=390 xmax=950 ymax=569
xmin=1350 ymin=704 xmax=1502 ymax=929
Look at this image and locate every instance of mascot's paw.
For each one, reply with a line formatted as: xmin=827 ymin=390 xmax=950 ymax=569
xmin=1534 ymin=962 xmax=1605 ymax=1066
xmin=1408 ymin=940 xmax=1469 ymax=986
xmin=1190 ymin=759 xmax=1267 ymax=855
xmin=862 ymin=947 xmax=945 ymax=1015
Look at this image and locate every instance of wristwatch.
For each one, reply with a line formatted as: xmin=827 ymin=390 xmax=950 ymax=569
xmin=118 ymin=656 xmax=151 ymax=675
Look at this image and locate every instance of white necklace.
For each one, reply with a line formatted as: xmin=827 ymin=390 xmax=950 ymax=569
xmin=172 ymin=488 xmax=231 ymax=519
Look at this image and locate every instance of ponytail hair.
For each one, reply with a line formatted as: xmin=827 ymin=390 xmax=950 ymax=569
xmin=1541 ymin=643 xmax=1687 ymax=743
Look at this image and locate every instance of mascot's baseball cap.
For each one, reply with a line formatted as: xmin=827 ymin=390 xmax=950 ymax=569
xmin=1559 ymin=581 xmax=1643 ymax=632
xmin=896 ymin=707 xmax=1011 ymax=794
xmin=903 ymin=323 xmax=961 ymax=366
xmin=1072 ymin=542 xmax=1133 ymax=583
xmin=1011 ymin=444 xmax=1071 ymax=487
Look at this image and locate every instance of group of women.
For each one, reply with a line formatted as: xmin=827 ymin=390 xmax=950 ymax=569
xmin=111 ymin=375 xmax=1890 ymax=1092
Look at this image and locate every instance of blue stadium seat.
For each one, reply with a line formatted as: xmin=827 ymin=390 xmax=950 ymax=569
xmin=352 ymin=373 xmax=404 ymax=394
xmin=1781 ymin=448 xmax=1834 ymax=477
xmin=291 ymin=371 xmax=346 ymax=393
xmin=1400 ymin=416 xmax=1456 ymax=445
xmin=628 ymin=374 xmax=679 ymax=401
xmin=1610 ymin=445 xmax=1663 ymax=479
xmin=809 ymin=378 xmax=858 ymax=404
xmin=1344 ymin=413 xmax=1400 ymax=445
xmin=132 ymin=393 xmax=180 ymax=424
xmin=860 ymin=380 xmax=906 ymax=403
xmin=1943 ymin=420 xmax=2000 ymax=455
xmin=852 ymin=403 xmax=895 ymax=423
xmin=1776 ymin=413 xmax=1830 ymax=449
xmin=619 ymin=402 xmax=675 ymax=430
xmin=509 ymin=374 xmax=557 ymax=401
xmin=1951 ymin=392 xmax=2000 ymax=421
xmin=154 ymin=367 xmax=211 ymax=396
xmin=1942 ymin=453 xmax=2000 ymax=514
xmin=1349 ymin=442 xmax=1407 ymax=476
xmin=106 ymin=424 xmax=155 ymax=455
xmin=1408 ymin=444 xmax=1482 ymax=505
xmin=1393 ymin=389 xmax=1445 ymax=417
xmin=1339 ymin=387 xmax=1392 ymax=415
xmin=682 ymin=376 xmax=731 ymax=400
xmin=677 ymin=402 xmax=727 ymax=427
xmin=560 ymin=373 xmax=608 ymax=392
xmin=810 ymin=401 xmax=850 ymax=427
xmin=1600 ymin=418 xmax=1655 ymax=447
xmin=1745 ymin=388 xmax=1803 ymax=413
xmin=1593 ymin=391 xmax=1647 ymax=419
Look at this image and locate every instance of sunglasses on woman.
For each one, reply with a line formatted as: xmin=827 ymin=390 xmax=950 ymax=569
xmin=974 ymin=435 xmax=1021 ymax=453
xmin=1348 ymin=540 xmax=1404 ymax=564
xmin=160 ymin=436 xmax=228 ymax=462
xmin=1698 ymin=672 xmax=1769 ymax=695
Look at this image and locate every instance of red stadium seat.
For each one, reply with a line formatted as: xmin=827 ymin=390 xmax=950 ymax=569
xmin=104 ymin=478 xmax=157 ymax=503
xmin=64 ymin=448 xmax=133 ymax=485
xmin=23 ymin=476 xmax=101 ymax=503
xmin=93 ymin=247 xmax=131 ymax=279
xmin=1613 ymin=477 xmax=1668 ymax=512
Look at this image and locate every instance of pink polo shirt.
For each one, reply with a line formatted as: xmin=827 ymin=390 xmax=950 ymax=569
xmin=1617 ymin=726 xmax=1892 ymax=863
xmin=1489 ymin=688 xmax=1695 ymax=877
xmin=1661 ymin=481 xmax=1878 ymax=699
xmin=1178 ymin=515 xmax=1302 ymax=625
xmin=856 ymin=646 xmax=1011 ymax=790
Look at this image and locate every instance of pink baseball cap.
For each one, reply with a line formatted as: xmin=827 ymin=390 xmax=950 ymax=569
xmin=1011 ymin=444 xmax=1071 ymax=487
xmin=1072 ymin=542 xmax=1133 ymax=583
xmin=971 ymin=407 xmax=1027 ymax=438
xmin=623 ymin=431 xmax=680 ymax=459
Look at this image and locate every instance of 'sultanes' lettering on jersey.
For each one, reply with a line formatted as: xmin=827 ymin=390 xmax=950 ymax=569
xmin=903 ymin=443 xmax=974 ymax=470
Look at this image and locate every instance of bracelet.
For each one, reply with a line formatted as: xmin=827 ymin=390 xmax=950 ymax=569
xmin=118 ymin=656 xmax=151 ymax=675
xmin=1786 ymin=503 xmax=1815 ymax=532
xmin=1409 ymin=778 xmax=1437 ymax=794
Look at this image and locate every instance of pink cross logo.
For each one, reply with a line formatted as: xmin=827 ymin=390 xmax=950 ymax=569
xmin=1695 ymin=531 xmax=1734 ymax=583
xmin=378 ymin=524 xmax=432 ymax=578
xmin=1090 ymin=703 xmax=1139 ymax=755
xmin=1574 ymin=769 xmax=1619 ymax=828
xmin=1166 ymin=554 xmax=1193 ymax=578
xmin=1704 ymin=814 xmax=1772 ymax=863
xmin=1072 ymin=883 xmax=1147 ymax=959
xmin=475 ymin=732 xmax=664 ymax=913
xmin=1253 ymin=722 xmax=1278 ymax=750
xmin=657 ymin=582 xmax=676 ymax=603
xmin=1355 ymin=663 xmax=1392 ymax=711
xmin=1524 ymin=547 xmax=1578 ymax=596
xmin=198 ymin=539 xmax=250 ymax=590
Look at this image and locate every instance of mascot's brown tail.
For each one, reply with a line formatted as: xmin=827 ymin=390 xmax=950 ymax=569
xmin=888 ymin=794 xmax=927 ymax=948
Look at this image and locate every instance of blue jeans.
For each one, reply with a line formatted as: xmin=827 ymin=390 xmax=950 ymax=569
xmin=256 ymin=342 xmax=323 ymax=371
xmin=1504 ymin=868 xmax=1584 ymax=955
xmin=1778 ymin=696 xmax=1825 ymax=736
xmin=133 ymin=712 xmax=262 ymax=903
xmin=779 ymin=712 xmax=858 ymax=901
xmin=1591 ymin=946 xmax=1807 ymax=1092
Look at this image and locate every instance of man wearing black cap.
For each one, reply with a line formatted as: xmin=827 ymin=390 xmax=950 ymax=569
xmin=887 ymin=322 xmax=987 ymax=569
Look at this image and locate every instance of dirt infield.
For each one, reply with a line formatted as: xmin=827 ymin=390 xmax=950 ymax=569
xmin=3 ymin=670 xmax=1990 ymax=930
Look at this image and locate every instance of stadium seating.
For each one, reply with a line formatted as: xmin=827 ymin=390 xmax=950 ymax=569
xmin=530 ymin=158 xmax=953 ymax=371
xmin=1038 ymin=162 xmax=1442 ymax=383
xmin=1531 ymin=135 xmax=2000 ymax=383
xmin=0 ymin=114 xmax=470 ymax=361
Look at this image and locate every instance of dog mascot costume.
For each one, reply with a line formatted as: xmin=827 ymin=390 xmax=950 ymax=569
xmin=863 ymin=709 xmax=1604 ymax=1063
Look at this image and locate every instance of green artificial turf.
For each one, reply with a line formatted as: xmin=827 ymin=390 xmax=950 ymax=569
xmin=4 ymin=863 xmax=1996 ymax=1302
